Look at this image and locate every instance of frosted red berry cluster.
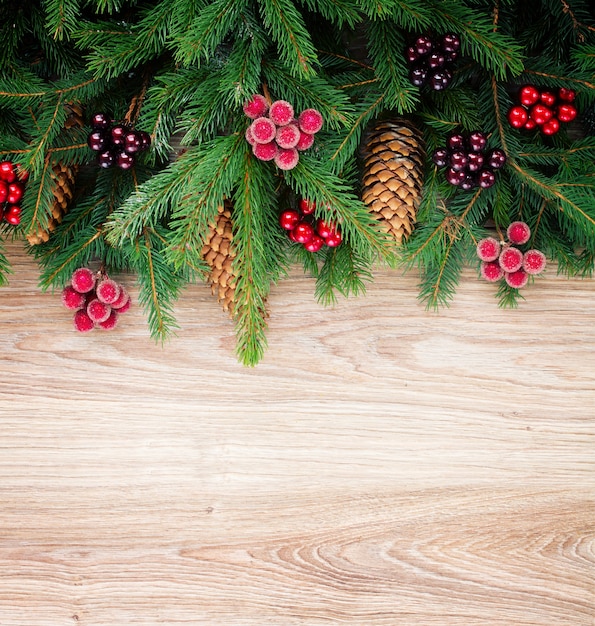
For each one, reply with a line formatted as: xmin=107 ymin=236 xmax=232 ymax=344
xmin=507 ymin=85 xmax=577 ymax=136
xmin=0 ymin=160 xmax=28 ymax=225
xmin=62 ymin=267 xmax=131 ymax=332
xmin=279 ymin=199 xmax=342 ymax=252
xmin=476 ymin=221 xmax=546 ymax=289
xmin=243 ymin=95 xmax=323 ymax=170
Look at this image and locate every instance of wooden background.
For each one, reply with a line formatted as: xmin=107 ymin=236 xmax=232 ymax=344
xmin=0 ymin=239 xmax=593 ymax=625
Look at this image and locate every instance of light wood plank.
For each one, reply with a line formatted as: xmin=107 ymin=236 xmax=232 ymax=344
xmin=0 ymin=240 xmax=594 ymax=625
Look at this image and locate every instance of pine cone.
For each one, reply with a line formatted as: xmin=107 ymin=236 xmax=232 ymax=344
xmin=361 ymin=119 xmax=425 ymax=244
xmin=201 ymin=200 xmax=237 ymax=315
xmin=26 ymin=103 xmax=83 ymax=245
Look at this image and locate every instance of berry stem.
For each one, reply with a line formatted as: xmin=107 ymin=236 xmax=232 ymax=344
xmin=262 ymin=82 xmax=273 ymax=106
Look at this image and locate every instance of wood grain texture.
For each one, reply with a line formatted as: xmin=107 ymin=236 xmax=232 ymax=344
xmin=0 ymin=240 xmax=593 ymax=625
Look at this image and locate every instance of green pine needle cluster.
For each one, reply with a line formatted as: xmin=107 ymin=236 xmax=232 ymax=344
xmin=0 ymin=0 xmax=593 ymax=364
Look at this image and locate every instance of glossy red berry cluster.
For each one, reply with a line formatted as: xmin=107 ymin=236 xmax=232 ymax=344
xmin=507 ymin=85 xmax=577 ymax=135
xmin=87 ymin=112 xmax=151 ymax=170
xmin=432 ymin=131 xmax=506 ymax=190
xmin=279 ymin=199 xmax=342 ymax=252
xmin=405 ymin=33 xmax=460 ymax=91
xmin=63 ymin=267 xmax=131 ymax=332
xmin=0 ymin=161 xmax=28 ymax=225
xmin=476 ymin=221 xmax=546 ymax=289
xmin=243 ymin=95 xmax=323 ymax=170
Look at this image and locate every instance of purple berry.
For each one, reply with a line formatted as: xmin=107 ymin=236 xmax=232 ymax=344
xmin=444 ymin=50 xmax=459 ymax=63
xmin=430 ymin=69 xmax=452 ymax=90
xmin=110 ymin=124 xmax=127 ymax=146
xmin=447 ymin=133 xmax=466 ymax=151
xmin=116 ymin=151 xmax=135 ymax=170
xmin=460 ymin=175 xmax=477 ymax=191
xmin=487 ymin=148 xmax=507 ymax=170
xmin=409 ymin=66 xmax=428 ymax=87
xmin=445 ymin=167 xmax=466 ymax=186
xmin=415 ymin=36 xmax=433 ymax=56
xmin=449 ymin=151 xmax=468 ymax=172
xmin=428 ymin=52 xmax=446 ymax=69
xmin=123 ymin=131 xmax=143 ymax=154
xmin=91 ymin=112 xmax=111 ymax=130
xmin=139 ymin=131 xmax=151 ymax=151
xmin=441 ymin=33 xmax=461 ymax=53
xmin=478 ymin=169 xmax=496 ymax=189
xmin=87 ymin=130 xmax=109 ymax=152
xmin=432 ymin=148 xmax=449 ymax=168
xmin=405 ymin=46 xmax=420 ymax=64
xmin=468 ymin=131 xmax=487 ymax=152
xmin=97 ymin=150 xmax=115 ymax=168
xmin=466 ymin=151 xmax=484 ymax=172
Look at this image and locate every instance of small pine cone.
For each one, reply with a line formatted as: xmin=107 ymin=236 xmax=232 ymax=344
xmin=201 ymin=200 xmax=237 ymax=315
xmin=64 ymin=102 xmax=85 ymax=129
xmin=26 ymin=162 xmax=78 ymax=245
xmin=361 ymin=118 xmax=425 ymax=244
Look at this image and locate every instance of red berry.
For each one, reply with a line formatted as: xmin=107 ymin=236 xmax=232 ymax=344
xmin=539 ymin=91 xmax=557 ymax=107
xmin=252 ymin=141 xmax=278 ymax=161
xmin=112 ymin=293 xmax=131 ymax=313
xmin=476 ymin=237 xmax=501 ymax=262
xmin=111 ymin=287 xmax=129 ymax=310
xmin=506 ymin=221 xmax=531 ymax=245
xmin=4 ymin=205 xmax=21 ymax=225
xmin=95 ymin=278 xmax=121 ymax=304
xmin=274 ymin=148 xmax=299 ymax=170
xmin=541 ymin=117 xmax=560 ymax=135
xmin=7 ymin=182 xmax=24 ymax=204
xmin=61 ymin=285 xmax=87 ymax=310
xmin=0 ymin=181 xmax=7 ymax=203
xmin=316 ymin=219 xmax=333 ymax=239
xmin=87 ymin=298 xmax=111 ymax=323
xmin=245 ymin=125 xmax=256 ymax=145
xmin=499 ymin=246 xmax=524 ymax=273
xmin=17 ymin=166 xmax=29 ymax=182
xmin=297 ymin=108 xmax=323 ymax=134
xmin=242 ymin=94 xmax=269 ymax=119
xmin=557 ymin=103 xmax=577 ymax=123
xmin=299 ymin=199 xmax=316 ymax=215
xmin=279 ymin=209 xmax=300 ymax=230
xmin=250 ymin=117 xmax=277 ymax=143
xmin=530 ymin=104 xmax=553 ymax=125
xmin=519 ymin=85 xmax=540 ymax=107
xmin=0 ymin=161 xmax=16 ymax=183
xmin=73 ymin=309 xmax=95 ymax=333
xmin=292 ymin=222 xmax=314 ymax=244
xmin=507 ymin=105 xmax=528 ymax=128
xmin=269 ymin=100 xmax=294 ymax=126
xmin=295 ymin=131 xmax=314 ymax=151
xmin=523 ymin=249 xmax=546 ymax=275
xmin=558 ymin=88 xmax=576 ymax=103
xmin=524 ymin=118 xmax=537 ymax=131
xmin=480 ymin=261 xmax=504 ymax=283
xmin=505 ymin=268 xmax=529 ymax=289
xmin=325 ymin=232 xmax=342 ymax=247
xmin=71 ymin=267 xmax=96 ymax=293
xmin=275 ymin=124 xmax=301 ymax=149
xmin=97 ymin=310 xmax=119 ymax=330
xmin=304 ymin=234 xmax=325 ymax=252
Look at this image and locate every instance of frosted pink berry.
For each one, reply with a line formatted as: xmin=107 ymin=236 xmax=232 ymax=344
xmin=275 ymin=124 xmax=301 ymax=149
xmin=523 ymin=249 xmax=546 ymax=274
xmin=62 ymin=285 xmax=86 ymax=310
xmin=111 ymin=288 xmax=129 ymax=310
xmin=245 ymin=125 xmax=256 ymax=146
xmin=269 ymin=100 xmax=294 ymax=126
xmin=476 ymin=237 xmax=501 ymax=262
xmin=274 ymin=148 xmax=299 ymax=170
xmin=86 ymin=298 xmax=111 ymax=323
xmin=242 ymin=94 xmax=269 ymax=119
xmin=506 ymin=221 xmax=531 ymax=245
xmin=73 ymin=309 xmax=95 ymax=333
xmin=249 ymin=117 xmax=277 ymax=144
xmin=252 ymin=141 xmax=278 ymax=161
xmin=505 ymin=268 xmax=529 ymax=289
xmin=480 ymin=261 xmax=504 ymax=282
xmin=95 ymin=278 xmax=121 ymax=304
xmin=298 ymin=108 xmax=323 ymax=134
xmin=499 ymin=246 xmax=523 ymax=273
xmin=97 ymin=310 xmax=119 ymax=330
xmin=71 ymin=267 xmax=96 ymax=293
xmin=295 ymin=131 xmax=314 ymax=151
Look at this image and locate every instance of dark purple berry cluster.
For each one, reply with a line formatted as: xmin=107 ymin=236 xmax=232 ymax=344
xmin=432 ymin=131 xmax=506 ymax=190
xmin=87 ymin=113 xmax=151 ymax=170
xmin=405 ymin=33 xmax=460 ymax=91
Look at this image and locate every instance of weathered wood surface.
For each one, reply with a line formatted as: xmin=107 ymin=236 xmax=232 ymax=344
xmin=0 ymin=240 xmax=593 ymax=625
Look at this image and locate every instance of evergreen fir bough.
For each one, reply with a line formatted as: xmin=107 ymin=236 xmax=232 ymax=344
xmin=0 ymin=0 xmax=593 ymax=364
